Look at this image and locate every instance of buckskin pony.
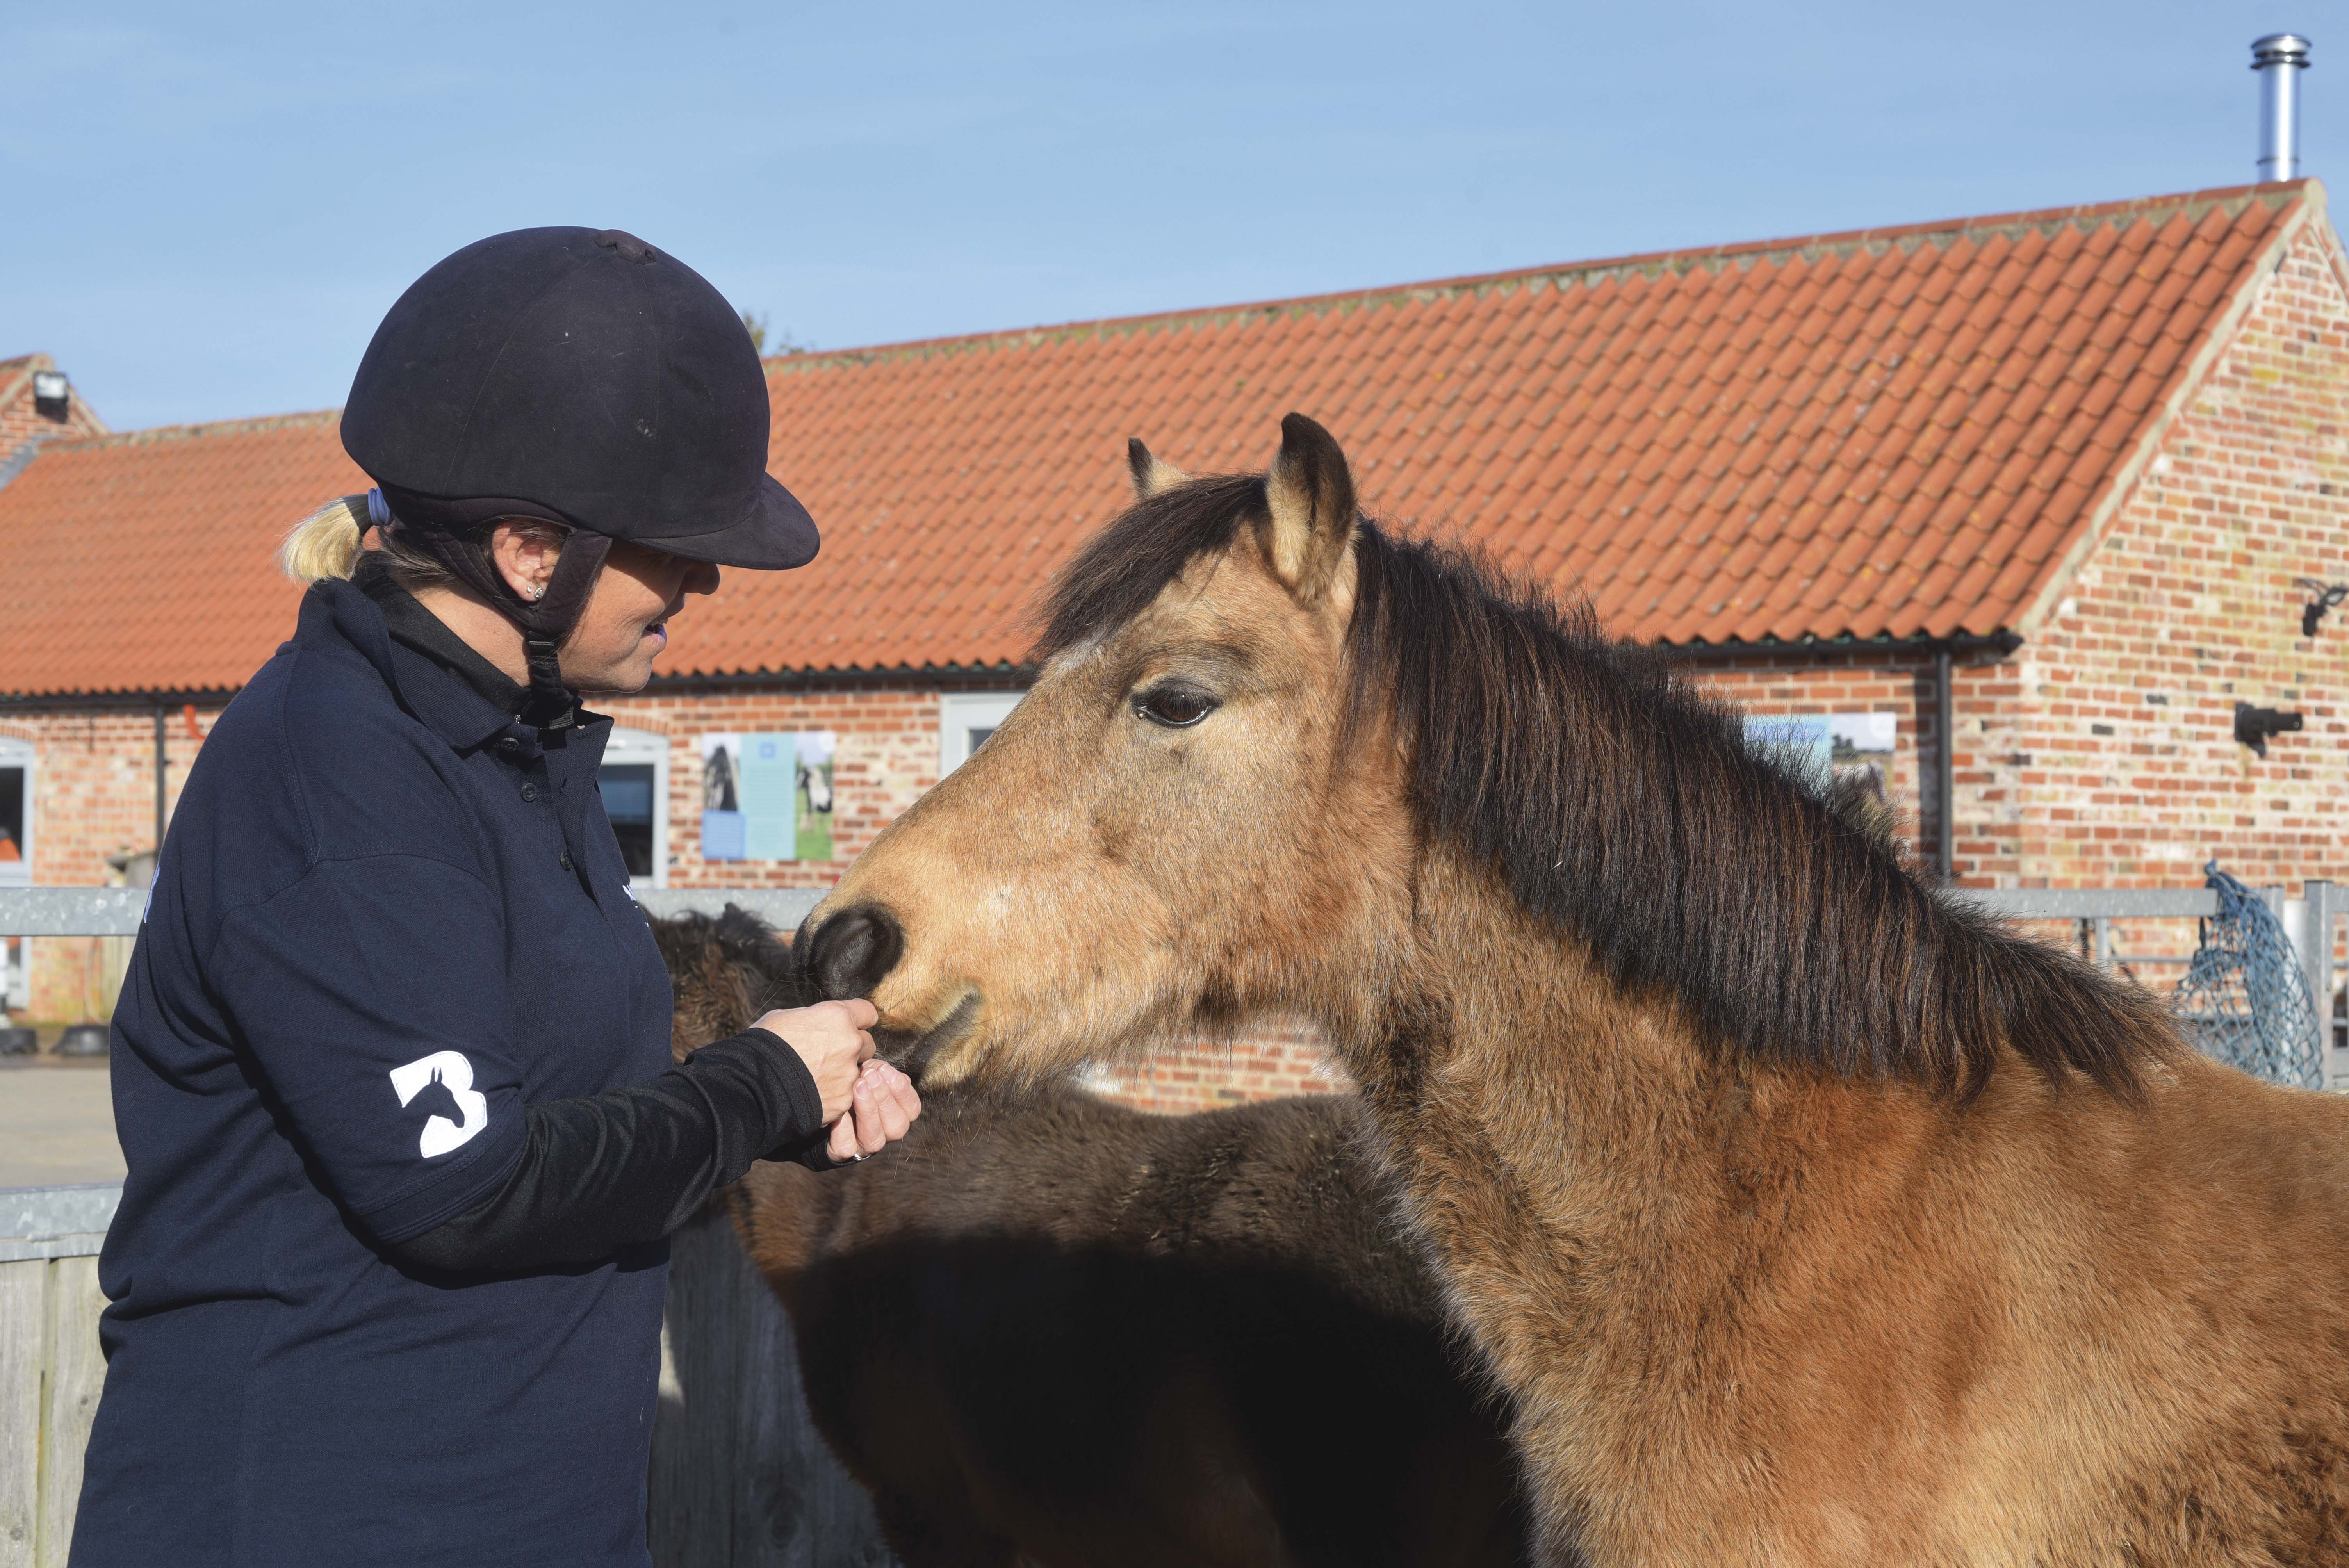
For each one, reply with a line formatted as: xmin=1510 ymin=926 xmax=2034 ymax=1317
xmin=653 ymin=908 xmax=1531 ymax=1568
xmin=797 ymin=415 xmax=2349 ymax=1566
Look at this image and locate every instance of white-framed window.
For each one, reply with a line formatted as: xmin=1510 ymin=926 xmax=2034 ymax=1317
xmin=939 ymin=693 xmax=1024 ymax=779
xmin=600 ymin=727 xmax=670 ymax=888
xmin=0 ymin=735 xmax=29 ymax=1013
xmin=0 ymin=735 xmax=30 ymax=890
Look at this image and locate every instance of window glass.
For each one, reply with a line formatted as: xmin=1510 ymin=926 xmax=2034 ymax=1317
xmin=939 ymin=694 xmax=1023 ymax=778
xmin=0 ymin=768 xmax=21 ymax=863
xmin=0 ymin=742 xmax=28 ymax=888
xmin=602 ymin=763 xmax=657 ymax=880
xmin=599 ymin=728 xmax=669 ymax=887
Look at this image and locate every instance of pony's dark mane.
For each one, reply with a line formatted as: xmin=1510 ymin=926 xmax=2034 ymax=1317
xmin=1042 ymin=485 xmax=2175 ymax=1099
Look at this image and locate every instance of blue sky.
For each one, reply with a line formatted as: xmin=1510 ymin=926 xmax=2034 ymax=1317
xmin=5 ymin=2 xmax=2334 ymax=429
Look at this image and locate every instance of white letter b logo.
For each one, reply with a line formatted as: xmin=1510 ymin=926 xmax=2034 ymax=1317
xmin=388 ymin=1051 xmax=490 ymax=1158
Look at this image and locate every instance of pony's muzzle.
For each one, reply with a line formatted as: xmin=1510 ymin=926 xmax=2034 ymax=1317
xmin=800 ymin=902 xmax=905 ymax=1004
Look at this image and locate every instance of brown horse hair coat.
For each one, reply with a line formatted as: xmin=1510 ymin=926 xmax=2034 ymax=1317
xmin=655 ymin=909 xmax=1534 ymax=1568
xmin=805 ymin=414 xmax=2349 ymax=1566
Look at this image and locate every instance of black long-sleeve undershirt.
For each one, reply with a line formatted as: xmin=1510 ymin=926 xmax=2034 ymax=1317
xmin=393 ymin=1027 xmax=833 ymax=1274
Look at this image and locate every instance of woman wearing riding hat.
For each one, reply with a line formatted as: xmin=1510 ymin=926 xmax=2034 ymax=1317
xmin=70 ymin=227 xmax=919 ymax=1568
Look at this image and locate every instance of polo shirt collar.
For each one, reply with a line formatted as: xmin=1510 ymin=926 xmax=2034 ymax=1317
xmin=354 ymin=558 xmax=535 ymax=720
xmin=304 ymin=577 xmax=520 ymax=753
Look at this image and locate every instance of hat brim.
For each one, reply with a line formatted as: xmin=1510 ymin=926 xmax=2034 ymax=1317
xmin=649 ymin=474 xmax=820 ymax=570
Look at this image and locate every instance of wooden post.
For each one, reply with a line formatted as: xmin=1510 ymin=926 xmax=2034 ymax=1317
xmin=647 ymin=1203 xmax=895 ymax=1568
xmin=0 ymin=1260 xmax=45 ymax=1568
xmin=35 ymin=1257 xmax=105 ymax=1568
xmin=2305 ymin=881 xmax=2341 ymax=1090
xmin=0 ymin=1254 xmax=107 ymax=1568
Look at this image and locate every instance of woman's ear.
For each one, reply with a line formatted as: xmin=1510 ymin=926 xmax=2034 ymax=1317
xmin=488 ymin=521 xmax=563 ymax=602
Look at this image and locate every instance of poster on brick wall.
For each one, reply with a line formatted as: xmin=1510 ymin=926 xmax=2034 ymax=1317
xmin=1742 ymin=713 xmax=1895 ymax=804
xmin=699 ymin=732 xmax=835 ymax=861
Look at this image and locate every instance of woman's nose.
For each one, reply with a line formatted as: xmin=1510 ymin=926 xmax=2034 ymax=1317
xmin=684 ymin=559 xmax=721 ymax=596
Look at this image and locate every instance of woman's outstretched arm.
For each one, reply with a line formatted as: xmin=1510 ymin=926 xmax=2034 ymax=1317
xmin=395 ymin=1006 xmax=917 ymax=1274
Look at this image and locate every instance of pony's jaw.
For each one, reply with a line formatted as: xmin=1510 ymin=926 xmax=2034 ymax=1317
xmin=816 ymin=789 xmax=1199 ymax=1090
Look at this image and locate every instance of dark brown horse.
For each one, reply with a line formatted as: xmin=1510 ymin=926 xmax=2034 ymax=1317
xmin=798 ymin=416 xmax=2349 ymax=1566
xmin=655 ymin=909 xmax=1530 ymax=1568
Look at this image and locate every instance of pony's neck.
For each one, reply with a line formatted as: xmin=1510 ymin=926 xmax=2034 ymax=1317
xmin=1331 ymin=848 xmax=1946 ymax=1289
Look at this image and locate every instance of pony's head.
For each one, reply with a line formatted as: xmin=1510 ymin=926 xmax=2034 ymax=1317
xmin=803 ymin=415 xmax=1399 ymax=1089
xmin=804 ymin=414 xmax=2171 ymax=1099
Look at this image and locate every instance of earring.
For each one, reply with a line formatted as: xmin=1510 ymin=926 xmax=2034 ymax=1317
xmin=531 ymin=586 xmax=546 ymax=601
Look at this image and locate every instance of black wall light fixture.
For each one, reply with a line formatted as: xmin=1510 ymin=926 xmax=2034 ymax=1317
xmin=2235 ymin=701 xmax=2304 ymax=758
xmin=29 ymin=369 xmax=67 ymax=420
xmin=2296 ymin=578 xmax=2348 ymax=638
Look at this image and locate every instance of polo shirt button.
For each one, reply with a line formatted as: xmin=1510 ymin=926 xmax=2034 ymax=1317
xmin=499 ymin=737 xmax=520 ymax=755
xmin=559 ymin=851 xmax=574 ymax=871
xmin=520 ymin=784 xmax=538 ymax=802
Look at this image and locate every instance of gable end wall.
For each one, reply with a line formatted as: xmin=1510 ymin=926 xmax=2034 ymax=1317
xmin=1955 ymin=215 xmax=2349 ymax=906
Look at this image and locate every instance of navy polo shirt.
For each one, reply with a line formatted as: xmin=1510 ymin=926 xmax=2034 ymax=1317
xmin=73 ymin=577 xmax=675 ymax=1567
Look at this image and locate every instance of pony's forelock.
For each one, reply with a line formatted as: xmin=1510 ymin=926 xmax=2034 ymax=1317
xmin=1037 ymin=475 xmax=1265 ymax=660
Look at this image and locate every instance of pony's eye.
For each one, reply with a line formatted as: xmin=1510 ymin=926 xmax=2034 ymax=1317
xmin=1135 ymin=687 xmax=1216 ymax=729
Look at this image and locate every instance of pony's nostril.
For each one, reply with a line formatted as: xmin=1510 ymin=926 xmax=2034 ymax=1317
xmin=804 ymin=904 xmax=905 ymax=1001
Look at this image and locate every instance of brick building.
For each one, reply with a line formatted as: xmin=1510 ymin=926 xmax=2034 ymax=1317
xmin=4 ymin=179 xmax=2345 ymax=1107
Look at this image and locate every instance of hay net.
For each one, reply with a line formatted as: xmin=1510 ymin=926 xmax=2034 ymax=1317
xmin=2171 ymin=861 xmax=2324 ymax=1089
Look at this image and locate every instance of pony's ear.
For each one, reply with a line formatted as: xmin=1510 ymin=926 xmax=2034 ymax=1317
xmin=1262 ymin=412 xmax=1357 ymax=602
xmin=1127 ymin=438 xmax=1189 ymax=499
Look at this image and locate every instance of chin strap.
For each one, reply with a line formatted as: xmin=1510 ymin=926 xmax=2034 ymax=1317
xmin=368 ymin=487 xmax=611 ymax=728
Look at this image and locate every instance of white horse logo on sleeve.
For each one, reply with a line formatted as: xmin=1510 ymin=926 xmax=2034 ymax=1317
xmin=388 ymin=1051 xmax=490 ymax=1158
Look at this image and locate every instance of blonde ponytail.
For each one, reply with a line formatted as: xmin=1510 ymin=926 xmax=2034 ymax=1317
xmin=282 ymin=495 xmax=369 ymax=583
xmin=280 ymin=494 xmax=534 ymax=596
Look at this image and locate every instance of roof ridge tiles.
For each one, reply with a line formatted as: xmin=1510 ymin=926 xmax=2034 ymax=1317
xmin=48 ymin=408 xmax=342 ymax=453
xmin=759 ymin=183 xmax=2310 ymax=374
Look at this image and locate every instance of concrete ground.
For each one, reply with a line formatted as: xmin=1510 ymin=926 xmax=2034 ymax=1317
xmin=0 ymin=1040 xmax=124 ymax=1187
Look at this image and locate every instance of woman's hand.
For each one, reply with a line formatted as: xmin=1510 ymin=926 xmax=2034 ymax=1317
xmin=824 ymin=1060 xmax=921 ymax=1164
xmin=754 ymin=1000 xmax=879 ymax=1123
xmin=749 ymin=1001 xmax=921 ymax=1163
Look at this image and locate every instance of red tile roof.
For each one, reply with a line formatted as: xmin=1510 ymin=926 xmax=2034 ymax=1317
xmin=0 ymin=182 xmax=2323 ymax=697
xmin=0 ymin=412 xmax=364 ymax=696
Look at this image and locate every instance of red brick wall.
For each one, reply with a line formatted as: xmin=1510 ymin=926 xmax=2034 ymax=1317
xmin=1951 ymin=215 xmax=2349 ymax=899
xmin=4 ymin=703 xmax=219 ymax=1021
xmin=1080 ymin=1019 xmax=1352 ymax=1111
xmin=599 ymin=685 xmax=955 ymax=888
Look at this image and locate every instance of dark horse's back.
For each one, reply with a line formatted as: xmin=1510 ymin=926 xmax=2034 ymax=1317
xmin=735 ymin=1086 xmax=1526 ymax=1568
xmin=658 ymin=908 xmax=1527 ymax=1568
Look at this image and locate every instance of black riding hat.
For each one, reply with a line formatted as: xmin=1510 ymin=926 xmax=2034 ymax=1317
xmin=341 ymin=226 xmax=816 ymax=724
xmin=342 ymin=225 xmax=817 ymax=571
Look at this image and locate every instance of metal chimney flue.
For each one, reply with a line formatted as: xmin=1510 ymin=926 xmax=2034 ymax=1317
xmin=2253 ymin=34 xmax=2312 ymax=182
